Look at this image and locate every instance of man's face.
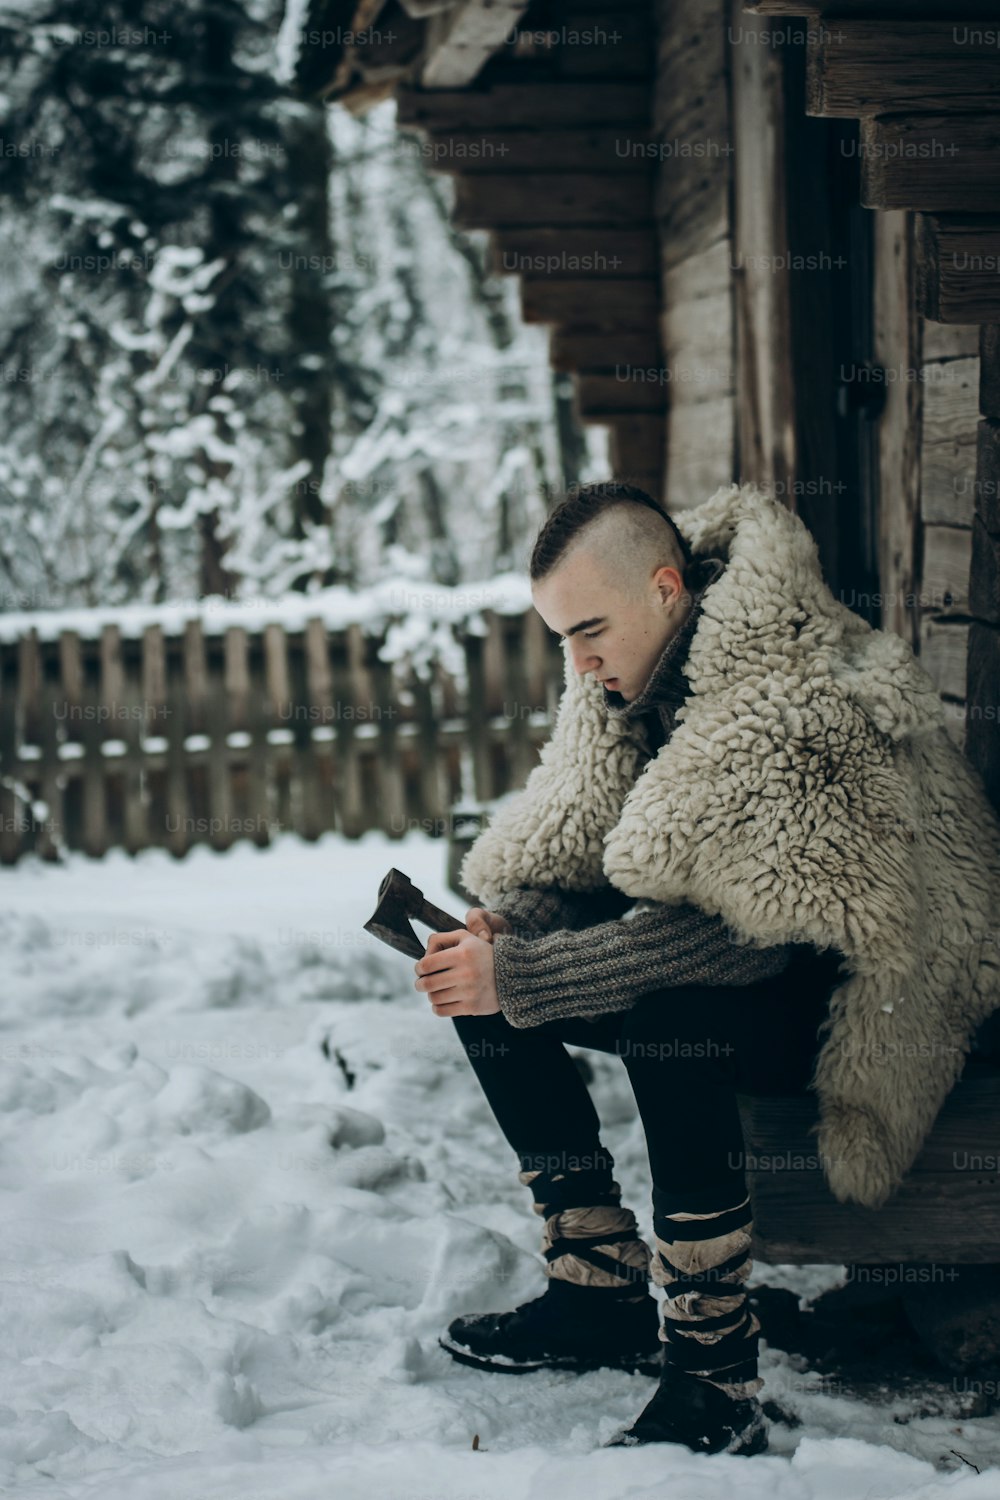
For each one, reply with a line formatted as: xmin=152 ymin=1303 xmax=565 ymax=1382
xmin=531 ymin=544 xmax=689 ymax=703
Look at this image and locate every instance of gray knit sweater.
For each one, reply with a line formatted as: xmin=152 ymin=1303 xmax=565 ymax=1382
xmin=488 ymin=554 xmax=795 ymax=1029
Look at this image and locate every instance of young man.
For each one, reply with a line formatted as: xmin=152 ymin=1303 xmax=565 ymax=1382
xmin=412 ymin=480 xmax=1000 ymax=1458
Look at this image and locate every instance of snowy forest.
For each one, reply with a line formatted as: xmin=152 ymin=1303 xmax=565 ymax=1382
xmin=0 ymin=0 xmax=601 ymax=611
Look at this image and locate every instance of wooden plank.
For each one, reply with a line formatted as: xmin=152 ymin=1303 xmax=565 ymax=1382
xmin=731 ymin=0 xmax=795 ymax=500
xmin=490 ymin=227 xmax=658 ymax=278
xmin=919 ymin=616 xmax=968 ymax=702
xmin=223 ymin=627 xmax=251 ymax=832
xmin=738 ymin=1077 xmax=1000 ymax=1263
xmin=141 ymin=626 xmax=168 ymax=848
xmin=750 ymin=0 xmax=1000 ymax=13
xmin=263 ymin=624 xmax=293 ymax=837
xmin=922 ymin=524 xmax=971 ymax=613
xmin=653 ymin=0 xmax=730 ymax=267
xmin=422 ymin=126 xmax=655 ymax=174
xmin=0 ymin=643 xmax=20 ymax=864
xmin=78 ymin=633 xmax=108 ymax=858
xmin=919 ymin=353 xmax=979 ymax=526
xmin=19 ymin=632 xmax=58 ymax=859
xmin=103 ymin=626 xmax=146 ymax=856
xmin=923 ymin=319 xmax=980 ymax=362
xmin=335 ymin=624 xmax=367 ymax=838
xmin=664 ymin=397 xmax=735 ymax=509
xmin=35 ymin=636 xmax=62 ymax=860
xmin=749 ymin=1172 xmax=1000 ymax=1265
xmin=304 ymin=618 xmax=334 ymax=840
xmin=971 ymin=414 xmax=1000 ymax=624
xmin=981 ymin=325 xmax=1000 ymax=419
xmin=462 ymin=624 xmax=493 ymax=802
xmin=607 ymin=414 xmax=665 ymax=495
xmin=976 ymin=416 xmax=1000 ymax=531
xmin=453 ymin=173 xmax=653 ymax=228
xmin=966 ymin=619 xmax=1000 ymax=811
xmin=807 ymin=22 xmax=1000 ymax=118
xmin=421 ymin=0 xmax=531 ymax=90
xmin=574 ymin=372 xmax=667 ymax=417
xmin=161 ymin=631 xmax=188 ymax=856
xmin=549 ymin=328 xmax=662 ymax=371
xmin=873 ymin=212 xmax=922 ymax=648
xmin=970 ymin=511 xmax=1000 ymax=624
xmin=501 ymin=612 xmax=535 ymax=790
xmin=203 ymin=632 xmax=232 ymax=851
xmin=861 ymin=114 xmax=1000 ymax=213
xmin=58 ymin=631 xmax=84 ymax=852
xmin=916 ymin=215 xmax=1000 ymax=324
xmin=396 ymin=82 xmax=651 ymax=130
xmin=662 ymin=241 xmax=735 ymax=402
xmin=520 ymin=277 xmax=659 ymax=327
xmin=412 ymin=664 xmax=446 ymax=831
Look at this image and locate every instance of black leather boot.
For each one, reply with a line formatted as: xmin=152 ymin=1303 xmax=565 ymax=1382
xmin=440 ymin=1275 xmax=663 ymax=1375
xmin=603 ymin=1363 xmax=768 ymax=1454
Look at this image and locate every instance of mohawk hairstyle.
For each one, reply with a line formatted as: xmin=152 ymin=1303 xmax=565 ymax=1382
xmin=529 ymin=481 xmax=695 ymax=584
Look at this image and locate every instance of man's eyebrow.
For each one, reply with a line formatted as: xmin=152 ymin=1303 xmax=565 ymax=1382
xmin=550 ymin=616 xmax=607 ymax=639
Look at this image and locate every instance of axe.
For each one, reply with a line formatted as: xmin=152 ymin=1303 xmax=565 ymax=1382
xmin=363 ymin=867 xmax=468 ymax=959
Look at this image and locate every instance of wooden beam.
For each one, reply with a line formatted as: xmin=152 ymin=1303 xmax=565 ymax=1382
xmin=739 ymin=1079 xmax=1000 ymax=1264
xmin=873 ymin=211 xmax=923 ymax=648
xmin=749 ymin=0 xmax=1000 ymax=14
xmin=731 ymin=0 xmax=796 ymax=499
xmin=574 ymin=373 xmax=667 ymax=417
xmin=421 ymin=1 xmax=530 ymax=90
xmin=395 ymin=81 xmax=651 ymax=129
xmin=452 ymin=173 xmax=653 ymax=228
xmin=520 ymin=277 xmax=659 ymax=327
xmin=806 ymin=22 xmax=1000 ymax=118
xmin=919 ymin=352 xmax=978 ymax=527
xmin=981 ymin=324 xmax=1000 ymax=418
xmin=915 ymin=215 xmax=1000 ymax=324
xmin=416 ymin=127 xmax=655 ymax=173
xmin=966 ymin=621 xmax=1000 ymax=808
xmin=861 ymin=115 xmax=1000 ymax=213
xmin=489 ymin=228 xmax=658 ymax=278
xmin=549 ymin=328 xmax=662 ymax=370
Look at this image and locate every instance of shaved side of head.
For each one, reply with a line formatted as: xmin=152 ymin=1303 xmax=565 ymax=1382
xmin=559 ymin=502 xmax=689 ymax=605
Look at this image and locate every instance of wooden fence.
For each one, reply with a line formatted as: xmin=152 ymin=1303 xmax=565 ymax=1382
xmin=0 ymin=609 xmax=564 ymax=863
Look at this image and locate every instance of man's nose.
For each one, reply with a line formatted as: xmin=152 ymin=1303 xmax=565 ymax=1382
xmin=569 ymin=641 xmax=601 ymax=676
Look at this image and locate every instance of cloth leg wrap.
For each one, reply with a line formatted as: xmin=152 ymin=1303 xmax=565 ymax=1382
xmin=651 ymin=1187 xmax=764 ymax=1400
xmin=518 ymin=1153 xmax=652 ymax=1296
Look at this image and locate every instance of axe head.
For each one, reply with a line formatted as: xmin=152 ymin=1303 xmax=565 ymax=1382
xmin=363 ymin=868 xmax=427 ymax=959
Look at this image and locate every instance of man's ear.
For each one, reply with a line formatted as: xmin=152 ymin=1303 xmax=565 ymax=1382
xmin=653 ymin=563 xmax=685 ymax=607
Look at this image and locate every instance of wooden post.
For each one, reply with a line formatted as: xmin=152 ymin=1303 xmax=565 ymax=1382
xmin=0 ymin=642 xmax=23 ymax=863
xmin=966 ymin=325 xmax=1000 ymax=810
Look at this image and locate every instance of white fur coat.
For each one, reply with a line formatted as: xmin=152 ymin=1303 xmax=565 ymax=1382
xmin=461 ymin=482 xmax=1000 ymax=1209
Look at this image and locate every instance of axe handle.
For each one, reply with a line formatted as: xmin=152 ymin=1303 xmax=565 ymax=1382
xmin=416 ymin=894 xmax=467 ymax=935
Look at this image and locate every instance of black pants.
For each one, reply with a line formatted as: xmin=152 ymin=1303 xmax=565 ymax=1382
xmin=452 ymin=944 xmax=842 ymax=1213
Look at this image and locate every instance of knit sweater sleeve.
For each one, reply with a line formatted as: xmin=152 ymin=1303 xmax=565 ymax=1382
xmin=488 ymin=884 xmax=635 ymax=939
xmin=490 ymin=901 xmax=793 ymax=1029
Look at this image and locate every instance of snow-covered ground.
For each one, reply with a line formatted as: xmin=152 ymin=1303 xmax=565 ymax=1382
xmin=1 ymin=831 xmax=998 ymax=1498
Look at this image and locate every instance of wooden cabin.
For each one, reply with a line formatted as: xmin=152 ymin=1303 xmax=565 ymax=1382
xmin=296 ymin=1 xmax=1000 ymax=1333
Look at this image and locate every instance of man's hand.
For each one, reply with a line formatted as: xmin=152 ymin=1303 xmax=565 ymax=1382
xmin=414 ymin=929 xmax=501 ymax=1017
xmin=464 ymin=906 xmax=513 ymax=942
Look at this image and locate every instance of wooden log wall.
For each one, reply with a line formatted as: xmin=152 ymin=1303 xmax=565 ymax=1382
xmin=396 ymin=0 xmax=668 ymax=499
xmin=746 ymin=0 xmax=1000 ymax=799
xmin=0 ymin=611 xmax=563 ymax=865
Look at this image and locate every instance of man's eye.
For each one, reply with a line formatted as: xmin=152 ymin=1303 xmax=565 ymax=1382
xmin=583 ymin=629 xmax=602 ymax=639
